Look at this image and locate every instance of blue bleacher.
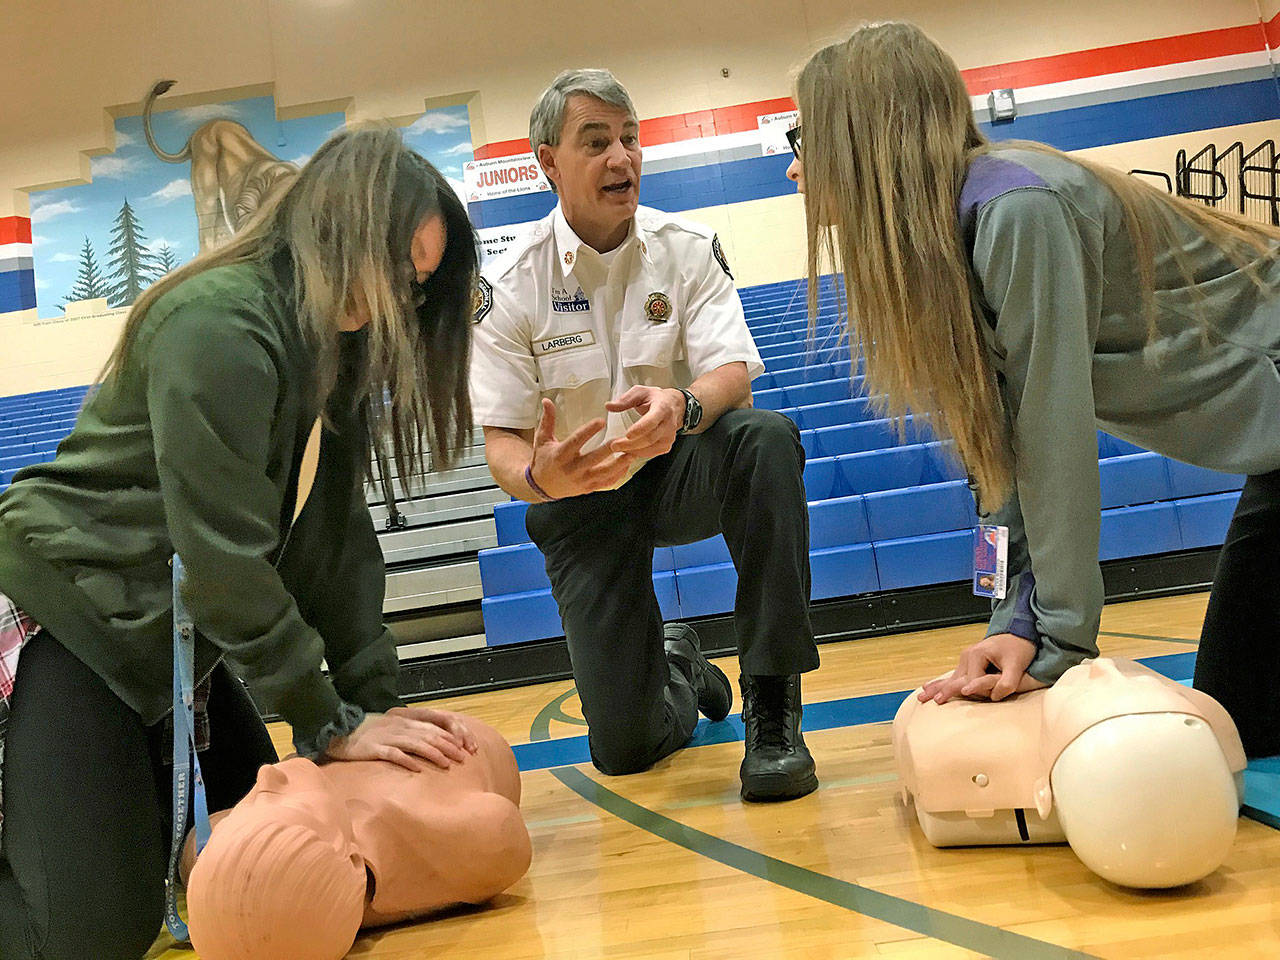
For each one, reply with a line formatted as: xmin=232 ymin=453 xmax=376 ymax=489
xmin=476 ymin=275 xmax=1250 ymax=646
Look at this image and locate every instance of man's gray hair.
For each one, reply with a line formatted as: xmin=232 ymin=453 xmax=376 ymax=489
xmin=528 ymin=69 xmax=637 ymax=153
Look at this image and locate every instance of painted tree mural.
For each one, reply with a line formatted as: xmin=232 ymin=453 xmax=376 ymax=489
xmin=105 ymin=199 xmax=162 ymax=306
xmin=64 ymin=237 xmax=111 ymax=305
xmin=154 ymin=243 xmax=179 ymax=277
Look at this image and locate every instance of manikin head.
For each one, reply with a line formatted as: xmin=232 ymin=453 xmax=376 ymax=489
xmin=186 ymin=762 xmax=367 ymax=960
xmin=1043 ymin=659 xmax=1242 ymax=888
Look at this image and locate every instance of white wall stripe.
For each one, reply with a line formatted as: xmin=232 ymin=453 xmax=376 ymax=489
xmin=0 ymin=243 xmax=33 ymax=261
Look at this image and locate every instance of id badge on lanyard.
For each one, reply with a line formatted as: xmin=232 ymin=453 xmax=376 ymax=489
xmin=973 ymin=524 xmax=1009 ymax=600
xmin=164 ymin=554 xmax=213 ymax=941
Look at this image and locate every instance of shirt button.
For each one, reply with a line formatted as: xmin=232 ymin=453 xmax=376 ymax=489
xmin=567 ymin=375 xmax=580 ymax=387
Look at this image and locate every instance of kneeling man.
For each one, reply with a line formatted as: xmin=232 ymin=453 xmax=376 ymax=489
xmin=472 ymin=68 xmax=820 ymax=801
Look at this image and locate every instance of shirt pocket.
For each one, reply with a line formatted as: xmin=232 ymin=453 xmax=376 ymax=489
xmin=620 ymin=324 xmax=685 ymax=371
xmin=535 ymin=346 xmax=610 ymax=392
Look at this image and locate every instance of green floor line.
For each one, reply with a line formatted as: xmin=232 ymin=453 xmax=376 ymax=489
xmin=531 ymin=691 xmax=1098 ymax=960
xmin=1098 ymin=630 xmax=1198 ymax=645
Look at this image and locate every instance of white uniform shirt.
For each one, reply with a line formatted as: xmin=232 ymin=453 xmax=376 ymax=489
xmin=471 ymin=204 xmax=764 ymax=480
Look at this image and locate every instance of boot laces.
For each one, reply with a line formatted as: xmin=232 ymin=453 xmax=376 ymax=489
xmin=746 ymin=679 xmax=789 ymax=750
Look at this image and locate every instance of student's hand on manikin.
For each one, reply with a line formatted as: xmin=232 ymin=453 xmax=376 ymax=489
xmin=528 ymin=398 xmax=634 ymax=499
xmin=607 ymin=385 xmax=686 ymax=459
xmin=324 ymin=709 xmax=474 ymax=771
xmin=918 ymin=633 xmax=1049 ymax=704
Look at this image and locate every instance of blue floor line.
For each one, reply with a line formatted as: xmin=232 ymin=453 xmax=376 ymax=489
xmin=511 ymin=651 xmax=1199 ymax=773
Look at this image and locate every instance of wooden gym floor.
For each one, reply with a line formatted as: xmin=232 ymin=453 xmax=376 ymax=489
xmin=150 ymin=592 xmax=1280 ymax=959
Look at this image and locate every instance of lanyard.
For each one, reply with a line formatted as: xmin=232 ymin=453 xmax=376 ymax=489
xmin=163 ymin=554 xmax=213 ymax=941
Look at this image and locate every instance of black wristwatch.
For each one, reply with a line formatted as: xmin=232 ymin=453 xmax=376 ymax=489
xmin=676 ymin=388 xmax=703 ymax=435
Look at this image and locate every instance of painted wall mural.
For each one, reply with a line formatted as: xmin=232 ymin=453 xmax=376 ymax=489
xmin=26 ymin=89 xmax=472 ymax=319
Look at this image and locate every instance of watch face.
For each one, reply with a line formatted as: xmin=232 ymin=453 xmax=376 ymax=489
xmin=685 ymin=391 xmax=703 ymax=431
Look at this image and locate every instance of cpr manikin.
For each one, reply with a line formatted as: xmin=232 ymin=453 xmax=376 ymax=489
xmin=185 ymin=717 xmax=532 ymax=960
xmin=894 ymin=658 xmax=1245 ymax=888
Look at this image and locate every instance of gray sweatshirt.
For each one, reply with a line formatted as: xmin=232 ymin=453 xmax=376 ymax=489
xmin=958 ymin=147 xmax=1280 ymax=683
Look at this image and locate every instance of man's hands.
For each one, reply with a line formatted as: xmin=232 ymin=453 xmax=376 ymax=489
xmin=607 ymin=385 xmax=687 ymax=459
xmin=527 ymin=398 xmax=634 ymax=500
xmin=324 ymin=706 xmax=479 ymax=772
xmin=918 ymin=633 xmax=1048 ymax=704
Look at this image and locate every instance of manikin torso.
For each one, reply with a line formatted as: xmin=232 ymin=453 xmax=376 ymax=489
xmin=186 ymin=718 xmax=531 ymax=960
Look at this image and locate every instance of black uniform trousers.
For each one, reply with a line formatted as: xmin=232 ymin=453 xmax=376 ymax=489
xmin=526 ymin=408 xmax=819 ymax=776
xmin=1195 ymin=465 xmax=1280 ymax=758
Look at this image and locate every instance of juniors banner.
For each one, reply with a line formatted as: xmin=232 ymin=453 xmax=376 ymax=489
xmin=463 ymin=154 xmax=552 ymax=203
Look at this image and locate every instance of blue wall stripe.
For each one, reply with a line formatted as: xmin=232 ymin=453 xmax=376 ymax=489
xmin=0 ymin=269 xmax=36 ymax=313
xmin=470 ymin=78 xmax=1280 ymax=231
xmin=982 ymin=77 xmax=1280 ymax=151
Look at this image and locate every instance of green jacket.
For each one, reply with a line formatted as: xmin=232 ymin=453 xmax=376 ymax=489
xmin=0 ymin=255 xmax=399 ymax=753
xmin=960 ymin=147 xmax=1280 ymax=684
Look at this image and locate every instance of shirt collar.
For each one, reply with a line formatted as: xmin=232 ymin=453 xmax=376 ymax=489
xmin=552 ymin=204 xmax=653 ymax=277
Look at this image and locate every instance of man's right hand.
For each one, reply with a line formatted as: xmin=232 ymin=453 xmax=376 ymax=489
xmin=528 ymin=398 xmax=633 ymax=500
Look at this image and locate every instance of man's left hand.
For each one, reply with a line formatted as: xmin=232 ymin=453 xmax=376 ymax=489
xmin=607 ymin=386 xmax=686 ymax=458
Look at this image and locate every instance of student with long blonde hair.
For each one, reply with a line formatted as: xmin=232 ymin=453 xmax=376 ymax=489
xmin=787 ymin=21 xmax=1280 ymax=758
xmin=0 ymin=126 xmax=481 ymax=959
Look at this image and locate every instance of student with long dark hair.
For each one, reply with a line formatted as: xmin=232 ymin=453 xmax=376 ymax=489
xmin=0 ymin=126 xmax=481 ymax=959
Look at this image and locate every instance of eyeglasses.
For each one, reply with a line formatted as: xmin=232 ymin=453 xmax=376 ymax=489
xmin=786 ymin=125 xmax=802 ymax=160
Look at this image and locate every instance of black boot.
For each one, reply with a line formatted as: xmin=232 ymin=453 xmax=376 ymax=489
xmin=663 ymin=623 xmax=732 ymax=722
xmin=739 ymin=674 xmax=817 ymax=802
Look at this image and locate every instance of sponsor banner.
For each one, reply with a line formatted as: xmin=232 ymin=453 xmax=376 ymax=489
xmin=464 ymin=153 xmax=552 ymax=203
xmin=757 ymin=110 xmax=800 ymax=157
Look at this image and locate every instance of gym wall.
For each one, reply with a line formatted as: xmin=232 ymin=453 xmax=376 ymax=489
xmin=0 ymin=0 xmax=1274 ymax=396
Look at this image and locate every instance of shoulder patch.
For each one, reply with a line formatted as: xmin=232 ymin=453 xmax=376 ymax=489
xmin=711 ymin=234 xmax=733 ymax=280
xmin=957 ymin=154 xmax=1053 ymax=253
xmin=957 ymin=155 xmax=1050 ymax=220
xmin=473 ymin=276 xmax=493 ymax=324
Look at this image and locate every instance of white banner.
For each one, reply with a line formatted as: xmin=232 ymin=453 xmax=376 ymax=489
xmin=757 ymin=110 xmax=800 ymax=157
xmin=475 ymin=221 xmax=540 ymax=266
xmin=463 ymin=153 xmax=552 ymax=203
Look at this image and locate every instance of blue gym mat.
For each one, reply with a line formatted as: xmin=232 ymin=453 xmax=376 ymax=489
xmin=1244 ymin=756 xmax=1280 ymax=830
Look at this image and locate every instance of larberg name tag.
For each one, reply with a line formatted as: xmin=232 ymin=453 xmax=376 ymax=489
xmin=537 ymin=330 xmax=597 ymax=355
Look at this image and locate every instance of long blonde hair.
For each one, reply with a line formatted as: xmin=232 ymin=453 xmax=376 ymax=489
xmin=796 ymin=21 xmax=1280 ymax=509
xmin=103 ymin=124 xmax=478 ymax=481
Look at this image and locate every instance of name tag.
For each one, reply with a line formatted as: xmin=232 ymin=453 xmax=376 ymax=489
xmin=551 ymin=288 xmax=592 ymax=313
xmin=537 ymin=330 xmax=597 ymax=355
xmin=973 ymin=524 xmax=1008 ymax=599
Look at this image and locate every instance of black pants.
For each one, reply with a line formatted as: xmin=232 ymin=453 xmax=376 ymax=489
xmin=526 ymin=408 xmax=819 ymax=776
xmin=1195 ymin=467 xmax=1280 ymax=758
xmin=0 ymin=633 xmax=277 ymax=960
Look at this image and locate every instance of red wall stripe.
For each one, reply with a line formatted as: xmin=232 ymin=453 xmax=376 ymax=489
xmin=0 ymin=217 xmax=32 ymax=245
xmin=473 ymin=17 xmax=1276 ymax=159
xmin=960 ymin=22 xmax=1268 ymax=93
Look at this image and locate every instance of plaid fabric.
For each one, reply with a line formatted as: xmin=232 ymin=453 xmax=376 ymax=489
xmin=0 ymin=592 xmax=42 ymax=845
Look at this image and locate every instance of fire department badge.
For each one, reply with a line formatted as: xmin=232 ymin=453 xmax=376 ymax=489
xmin=644 ymin=291 xmax=672 ymax=323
